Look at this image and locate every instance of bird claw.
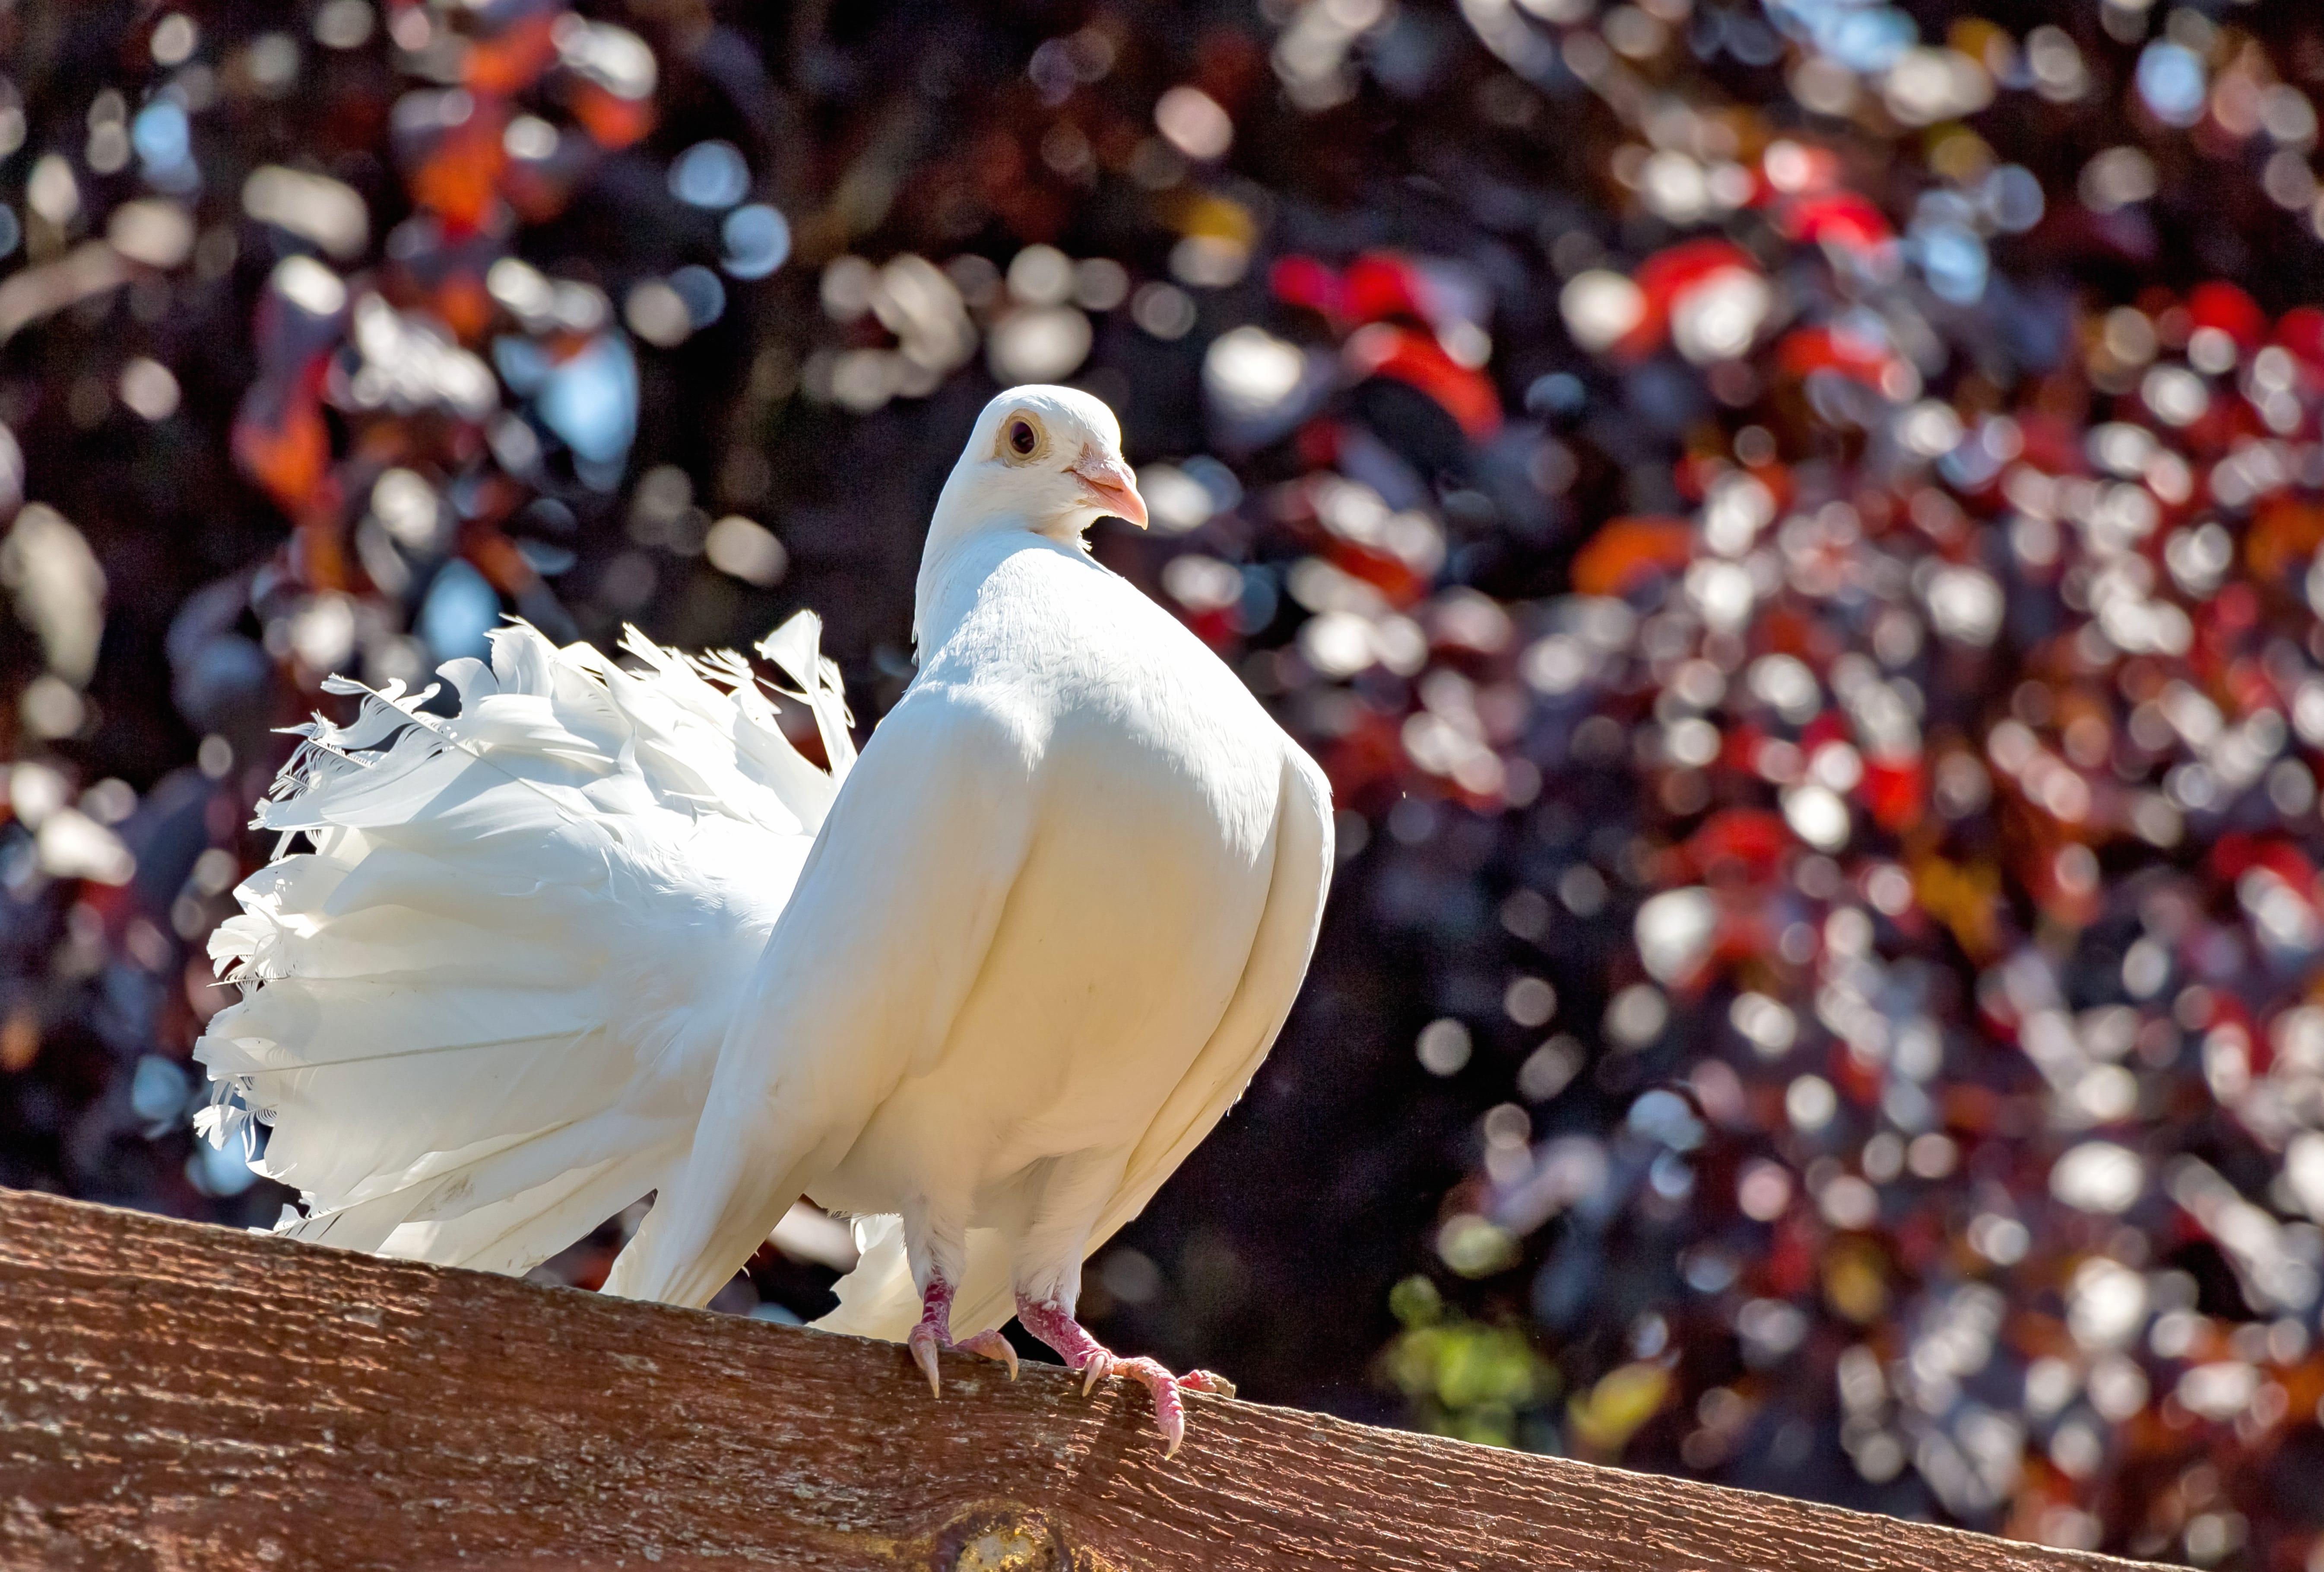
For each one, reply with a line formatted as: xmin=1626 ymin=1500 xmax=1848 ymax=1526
xmin=958 ymin=1328 xmax=1020 ymax=1381
xmin=907 ymin=1276 xmax=1019 ymax=1396
xmin=1119 ymin=1357 xmax=1192 ymax=1458
xmin=1014 ymin=1296 xmax=1226 ymax=1457
xmin=1180 ymin=1369 xmax=1236 ymax=1398
xmin=1072 ymin=1351 xmax=1216 ymax=1457
xmin=907 ymin=1323 xmax=944 ymax=1399
xmin=909 ymin=1321 xmax=1021 ymax=1397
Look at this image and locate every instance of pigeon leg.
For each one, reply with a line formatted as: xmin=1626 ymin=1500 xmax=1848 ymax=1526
xmin=1013 ymin=1295 xmax=1234 ymax=1458
xmin=904 ymin=1276 xmax=1020 ymax=1397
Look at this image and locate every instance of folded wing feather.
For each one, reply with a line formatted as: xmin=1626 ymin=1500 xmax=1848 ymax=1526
xmin=814 ymin=747 xmax=1334 ymax=1342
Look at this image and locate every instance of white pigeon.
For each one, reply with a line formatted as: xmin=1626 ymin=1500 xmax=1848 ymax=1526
xmin=195 ymin=385 xmax=1334 ymax=1453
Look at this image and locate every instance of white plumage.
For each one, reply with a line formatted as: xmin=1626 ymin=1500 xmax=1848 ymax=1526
xmin=195 ymin=616 xmax=852 ymax=1272
xmin=195 ymin=386 xmax=1332 ymax=1451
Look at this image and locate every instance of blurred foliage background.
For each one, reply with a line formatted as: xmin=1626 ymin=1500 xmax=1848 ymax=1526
xmin=13 ymin=0 xmax=2324 ymax=1563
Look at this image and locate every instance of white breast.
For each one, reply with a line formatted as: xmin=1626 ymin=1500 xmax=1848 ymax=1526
xmin=811 ymin=545 xmax=1287 ymax=1219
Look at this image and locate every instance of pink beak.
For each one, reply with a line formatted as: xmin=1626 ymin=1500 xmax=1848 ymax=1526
xmin=1071 ymin=449 xmax=1149 ymax=529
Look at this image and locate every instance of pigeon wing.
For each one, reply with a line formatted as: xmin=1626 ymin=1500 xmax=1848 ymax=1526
xmin=818 ymin=744 xmax=1333 ymax=1340
xmin=1089 ymin=749 xmax=1335 ymax=1251
xmin=600 ymin=682 xmax=1041 ymax=1308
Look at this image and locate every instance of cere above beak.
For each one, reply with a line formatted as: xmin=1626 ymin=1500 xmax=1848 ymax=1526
xmin=1071 ymin=450 xmax=1149 ymax=530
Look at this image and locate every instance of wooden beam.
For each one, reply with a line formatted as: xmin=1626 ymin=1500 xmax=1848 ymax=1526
xmin=0 ymin=1188 xmax=2137 ymax=1571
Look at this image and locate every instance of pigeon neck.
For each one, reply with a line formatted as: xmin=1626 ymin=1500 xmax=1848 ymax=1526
xmin=913 ymin=505 xmax=1084 ymax=654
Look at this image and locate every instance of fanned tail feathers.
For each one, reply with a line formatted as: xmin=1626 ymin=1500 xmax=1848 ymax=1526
xmin=194 ymin=613 xmax=850 ymax=1279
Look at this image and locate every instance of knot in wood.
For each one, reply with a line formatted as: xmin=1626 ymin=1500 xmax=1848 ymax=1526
xmin=951 ymin=1524 xmax=1046 ymax=1572
xmin=919 ymin=1501 xmax=1110 ymax=1572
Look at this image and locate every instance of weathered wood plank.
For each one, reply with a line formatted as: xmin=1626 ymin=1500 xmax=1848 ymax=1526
xmin=0 ymin=1187 xmax=2137 ymax=1571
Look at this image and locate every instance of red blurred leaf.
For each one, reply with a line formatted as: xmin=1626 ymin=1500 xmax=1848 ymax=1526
xmin=1569 ymin=516 xmax=1692 ymax=597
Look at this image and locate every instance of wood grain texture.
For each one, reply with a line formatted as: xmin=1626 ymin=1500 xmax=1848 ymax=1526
xmin=0 ymin=1187 xmax=2144 ymax=1572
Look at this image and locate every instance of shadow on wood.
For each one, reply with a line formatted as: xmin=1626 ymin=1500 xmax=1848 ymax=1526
xmin=0 ymin=1187 xmax=2142 ymax=1570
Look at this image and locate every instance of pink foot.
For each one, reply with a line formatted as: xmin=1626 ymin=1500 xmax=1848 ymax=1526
xmin=905 ymin=1278 xmax=1019 ymax=1397
xmin=1015 ymin=1295 xmax=1234 ymax=1458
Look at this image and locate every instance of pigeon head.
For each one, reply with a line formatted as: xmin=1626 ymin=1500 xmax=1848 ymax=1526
xmin=935 ymin=385 xmax=1148 ymax=547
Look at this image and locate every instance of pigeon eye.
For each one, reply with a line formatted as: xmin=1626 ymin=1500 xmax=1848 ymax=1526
xmin=994 ymin=410 xmax=1050 ymax=465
